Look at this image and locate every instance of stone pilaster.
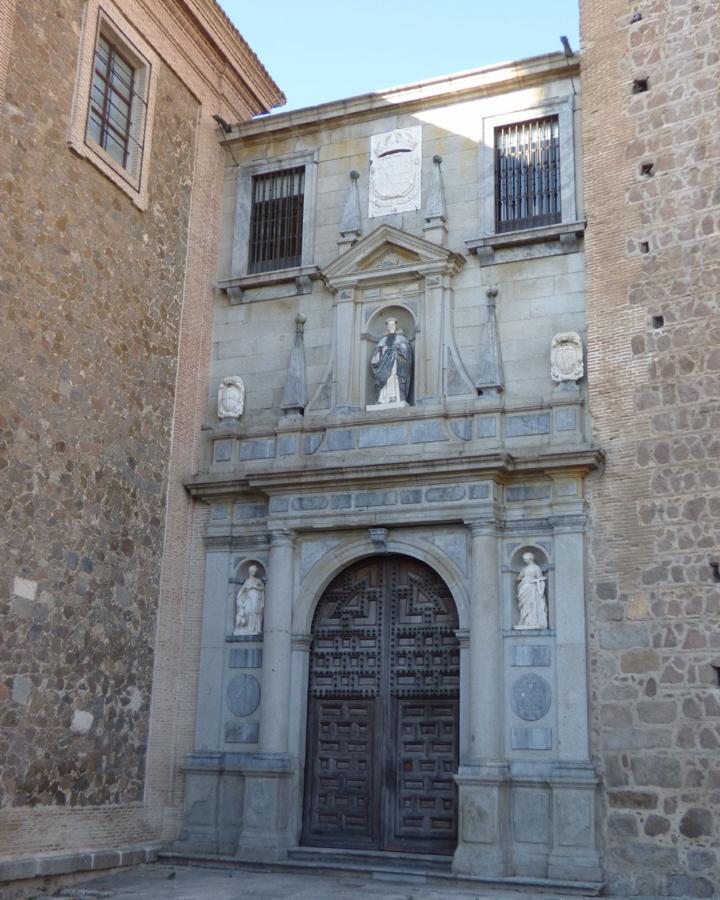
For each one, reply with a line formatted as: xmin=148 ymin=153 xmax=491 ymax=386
xmin=466 ymin=518 xmax=503 ymax=763
xmin=259 ymin=528 xmax=295 ymax=754
xmin=546 ymin=514 xmax=601 ymax=883
xmin=550 ymin=514 xmax=591 ymax=761
xmin=453 ymin=517 xmax=510 ymax=878
xmin=236 ymin=527 xmax=295 ymax=862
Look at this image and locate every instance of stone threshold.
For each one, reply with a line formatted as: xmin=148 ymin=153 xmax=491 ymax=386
xmin=159 ymin=849 xmax=605 ymax=896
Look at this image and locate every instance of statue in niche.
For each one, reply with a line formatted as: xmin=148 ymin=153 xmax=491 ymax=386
xmin=370 ymin=317 xmax=413 ymax=406
xmin=514 ymin=552 xmax=548 ymax=630
xmin=217 ymin=375 xmax=245 ymax=419
xmin=233 ymin=565 xmax=265 ymax=635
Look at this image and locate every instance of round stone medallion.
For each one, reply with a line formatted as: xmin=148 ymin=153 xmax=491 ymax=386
xmin=510 ymin=673 xmax=552 ymax=722
xmin=226 ymin=673 xmax=261 ymax=717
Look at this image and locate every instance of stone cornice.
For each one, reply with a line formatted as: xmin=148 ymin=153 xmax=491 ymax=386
xmin=227 ymin=52 xmax=578 ymax=137
xmin=185 ymin=448 xmax=604 ymax=499
xmin=177 ymin=0 xmax=285 ymax=111
xmin=136 ymin=0 xmax=284 ymax=116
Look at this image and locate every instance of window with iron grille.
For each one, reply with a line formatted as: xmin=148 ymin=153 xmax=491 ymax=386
xmin=248 ymin=167 xmax=305 ymax=273
xmin=87 ymin=35 xmax=136 ymax=170
xmin=495 ymin=116 xmax=561 ymax=233
xmin=68 ymin=5 xmax=157 ymax=208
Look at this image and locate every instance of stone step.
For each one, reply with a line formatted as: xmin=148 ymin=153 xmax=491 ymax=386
xmin=159 ymin=850 xmax=605 ymax=896
xmin=287 ymin=845 xmax=452 ymax=873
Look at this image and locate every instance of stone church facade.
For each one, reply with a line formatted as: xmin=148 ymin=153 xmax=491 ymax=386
xmin=1 ymin=1 xmax=718 ymax=897
xmin=177 ymin=53 xmax=604 ymax=885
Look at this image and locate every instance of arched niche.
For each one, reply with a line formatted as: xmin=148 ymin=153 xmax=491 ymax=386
xmin=233 ymin=558 xmax=267 ymax=583
xmin=364 ymin=304 xmax=417 ymax=406
xmin=230 ymin=558 xmax=267 ymax=633
xmin=509 ymin=544 xmax=551 ymax=631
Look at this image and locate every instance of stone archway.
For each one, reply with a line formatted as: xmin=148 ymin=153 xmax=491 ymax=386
xmin=301 ymin=554 xmax=460 ymax=855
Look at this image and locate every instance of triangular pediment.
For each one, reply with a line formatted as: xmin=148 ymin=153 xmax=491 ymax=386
xmin=322 ymin=224 xmax=464 ymax=288
xmin=358 ymin=242 xmax=423 ymax=270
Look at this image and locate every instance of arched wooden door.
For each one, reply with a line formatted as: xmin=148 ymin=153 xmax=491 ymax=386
xmin=302 ymin=555 xmax=460 ymax=855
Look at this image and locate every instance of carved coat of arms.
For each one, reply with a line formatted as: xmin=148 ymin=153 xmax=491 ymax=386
xmin=369 ymin=127 xmax=422 ymax=217
xmin=550 ymin=332 xmax=584 ymax=383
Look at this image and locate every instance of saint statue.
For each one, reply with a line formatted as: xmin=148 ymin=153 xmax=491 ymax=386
xmin=233 ymin=565 xmax=265 ymax=636
xmin=370 ymin=317 xmax=413 ymax=405
xmin=513 ymin=552 xmax=548 ymax=630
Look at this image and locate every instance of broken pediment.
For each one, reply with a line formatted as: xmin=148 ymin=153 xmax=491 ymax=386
xmin=322 ymin=224 xmax=464 ymax=291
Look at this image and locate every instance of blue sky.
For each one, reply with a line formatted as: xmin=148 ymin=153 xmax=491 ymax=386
xmin=222 ymin=1 xmax=580 ymax=113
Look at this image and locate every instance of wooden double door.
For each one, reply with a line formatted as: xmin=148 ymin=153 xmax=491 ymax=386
xmin=302 ymin=555 xmax=460 ymax=855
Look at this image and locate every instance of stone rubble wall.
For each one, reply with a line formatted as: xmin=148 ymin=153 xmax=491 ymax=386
xmin=0 ymin=0 xmax=199 ymax=824
xmin=581 ymin=0 xmax=720 ymax=895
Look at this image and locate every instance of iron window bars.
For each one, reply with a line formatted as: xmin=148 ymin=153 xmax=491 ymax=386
xmin=248 ymin=167 xmax=305 ymax=274
xmin=87 ymin=35 xmax=145 ymax=170
xmin=495 ymin=116 xmax=561 ymax=233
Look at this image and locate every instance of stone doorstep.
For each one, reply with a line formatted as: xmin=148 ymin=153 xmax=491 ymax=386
xmin=0 ymin=843 xmax=160 ymax=884
xmin=158 ymin=850 xmax=606 ymax=896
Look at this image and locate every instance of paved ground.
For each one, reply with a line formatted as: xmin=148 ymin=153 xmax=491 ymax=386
xmin=47 ymin=863 xmax=675 ymax=900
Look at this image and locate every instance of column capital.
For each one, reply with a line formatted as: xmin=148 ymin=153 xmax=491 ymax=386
xmin=454 ymin=628 xmax=470 ymax=649
xmin=465 ymin=515 xmax=502 ymax=537
xmin=291 ymin=633 xmax=313 ymax=651
xmin=268 ymin=526 xmax=294 ymax=548
xmin=548 ymin=514 xmax=587 ymax=534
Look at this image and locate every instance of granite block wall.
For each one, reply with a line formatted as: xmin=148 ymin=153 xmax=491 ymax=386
xmin=581 ymin=0 xmax=720 ymax=895
xmin=213 ymin=69 xmax=585 ymax=428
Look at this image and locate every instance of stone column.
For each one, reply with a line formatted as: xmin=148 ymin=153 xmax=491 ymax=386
xmin=547 ymin=514 xmax=601 ymax=883
xmin=550 ymin=515 xmax=590 ymax=760
xmin=453 ymin=516 xmax=509 ymax=877
xmin=259 ymin=528 xmax=295 ymax=753
xmin=237 ymin=527 xmax=295 ymax=862
xmin=467 ymin=518 xmax=503 ymax=763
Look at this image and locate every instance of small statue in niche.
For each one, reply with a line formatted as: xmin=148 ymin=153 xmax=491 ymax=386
xmin=513 ymin=552 xmax=548 ymax=630
xmin=217 ymin=375 xmax=245 ymax=420
xmin=370 ymin=317 xmax=413 ymax=406
xmin=233 ymin=565 xmax=265 ymax=635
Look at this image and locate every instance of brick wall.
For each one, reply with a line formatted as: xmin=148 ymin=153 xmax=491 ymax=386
xmin=581 ymin=0 xmax=720 ymax=895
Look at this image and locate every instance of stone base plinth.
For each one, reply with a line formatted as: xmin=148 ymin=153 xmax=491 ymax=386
xmin=452 ymin=762 xmax=511 ymax=877
xmin=453 ymin=760 xmax=602 ymax=885
xmin=546 ymin=762 xmax=603 ymax=883
xmin=235 ymin=754 xmax=294 ymax=863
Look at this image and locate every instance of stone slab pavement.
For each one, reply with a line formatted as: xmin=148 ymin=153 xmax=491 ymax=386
xmin=48 ymin=864 xmax=677 ymax=900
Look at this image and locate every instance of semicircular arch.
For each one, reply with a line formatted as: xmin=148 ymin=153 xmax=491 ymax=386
xmin=294 ymin=534 xmax=469 ymax=634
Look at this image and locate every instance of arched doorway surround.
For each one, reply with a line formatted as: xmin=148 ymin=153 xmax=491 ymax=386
xmin=301 ymin=554 xmax=460 ymax=855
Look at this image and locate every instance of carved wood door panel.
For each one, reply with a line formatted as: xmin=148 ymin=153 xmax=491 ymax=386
xmin=302 ymin=555 xmax=459 ymax=854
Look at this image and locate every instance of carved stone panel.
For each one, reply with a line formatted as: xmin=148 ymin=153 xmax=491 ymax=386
xmin=369 ymin=127 xmax=422 ymax=217
xmin=226 ymin=674 xmax=261 ymax=717
xmin=550 ymin=332 xmax=584 ymax=383
xmin=461 ymin=793 xmax=497 ymax=844
xmin=217 ymin=375 xmax=245 ymax=419
xmin=510 ymin=674 xmax=552 ymax=721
